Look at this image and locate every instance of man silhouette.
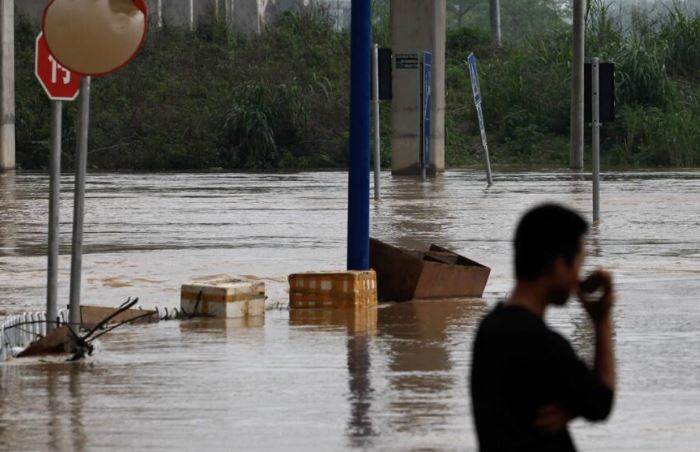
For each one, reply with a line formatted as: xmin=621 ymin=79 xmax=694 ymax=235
xmin=471 ymin=204 xmax=615 ymax=451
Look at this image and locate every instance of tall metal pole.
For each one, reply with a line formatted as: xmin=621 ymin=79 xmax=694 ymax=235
xmin=347 ymin=0 xmax=371 ymax=271
xmin=592 ymin=58 xmax=601 ymax=223
xmin=68 ymin=77 xmax=91 ymax=330
xmin=189 ymin=0 xmax=195 ymax=31
xmin=47 ymin=101 xmax=62 ymax=333
xmin=0 ymin=0 xmax=15 ymax=171
xmin=570 ymin=0 xmax=585 ymax=170
xmin=372 ymin=44 xmax=381 ymax=201
xmin=420 ymin=69 xmax=426 ymax=183
xmin=489 ymin=0 xmax=502 ymax=47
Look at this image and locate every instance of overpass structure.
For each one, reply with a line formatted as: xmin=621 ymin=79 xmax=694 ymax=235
xmin=14 ymin=0 xmax=351 ymax=33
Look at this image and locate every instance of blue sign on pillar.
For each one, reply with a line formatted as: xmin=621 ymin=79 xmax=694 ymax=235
xmin=421 ymin=52 xmax=433 ymax=170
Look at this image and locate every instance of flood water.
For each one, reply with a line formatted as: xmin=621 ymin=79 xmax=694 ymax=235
xmin=0 ymin=170 xmax=698 ymax=451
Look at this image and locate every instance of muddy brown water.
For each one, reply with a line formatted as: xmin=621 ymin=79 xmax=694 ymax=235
xmin=0 ymin=170 xmax=698 ymax=451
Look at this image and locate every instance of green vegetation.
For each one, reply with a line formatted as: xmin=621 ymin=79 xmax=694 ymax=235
xmin=13 ymin=1 xmax=700 ymax=170
xmin=446 ymin=0 xmax=700 ymax=167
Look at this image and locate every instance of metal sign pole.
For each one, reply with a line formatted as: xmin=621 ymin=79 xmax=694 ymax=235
xmin=592 ymin=58 xmax=601 ymax=223
xmin=420 ymin=55 xmax=426 ymax=182
xmin=478 ymin=103 xmax=494 ymax=187
xmin=68 ymin=76 xmax=90 ymax=329
xmin=372 ymin=44 xmax=381 ymax=201
xmin=421 ymin=52 xmax=432 ymax=182
xmin=467 ymin=53 xmax=493 ymax=187
xmin=46 ymin=100 xmax=62 ymax=332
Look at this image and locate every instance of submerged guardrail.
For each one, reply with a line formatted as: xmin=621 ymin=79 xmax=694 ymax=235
xmin=0 ymin=307 xmax=185 ymax=362
xmin=0 ymin=309 xmax=68 ymax=361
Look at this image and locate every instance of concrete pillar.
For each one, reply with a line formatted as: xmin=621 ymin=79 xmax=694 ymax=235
xmin=0 ymin=0 xmax=14 ymax=171
xmin=233 ymin=0 xmax=272 ymax=34
xmin=225 ymin=0 xmax=233 ymax=26
xmin=390 ymin=0 xmax=445 ymax=175
xmin=157 ymin=0 xmax=163 ymax=28
xmin=570 ymin=0 xmax=585 ymax=170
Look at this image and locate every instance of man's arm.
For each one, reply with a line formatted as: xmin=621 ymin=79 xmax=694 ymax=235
xmin=594 ymin=315 xmax=615 ymax=391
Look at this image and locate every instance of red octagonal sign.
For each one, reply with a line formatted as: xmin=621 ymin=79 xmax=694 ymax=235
xmin=35 ymin=32 xmax=81 ymax=101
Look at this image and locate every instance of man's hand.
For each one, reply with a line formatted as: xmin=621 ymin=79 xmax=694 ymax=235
xmin=535 ymin=403 xmax=571 ymax=433
xmin=578 ymin=270 xmax=615 ymax=324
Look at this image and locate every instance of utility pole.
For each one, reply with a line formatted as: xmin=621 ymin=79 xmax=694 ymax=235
xmin=68 ymin=77 xmax=91 ymax=330
xmin=489 ymin=0 xmax=502 ymax=47
xmin=46 ymin=101 xmax=62 ymax=333
xmin=0 ymin=0 xmax=15 ymax=171
xmin=591 ymin=58 xmax=601 ymax=223
xmin=570 ymin=0 xmax=585 ymax=170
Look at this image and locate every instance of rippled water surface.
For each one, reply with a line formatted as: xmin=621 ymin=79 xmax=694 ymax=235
xmin=0 ymin=170 xmax=698 ymax=451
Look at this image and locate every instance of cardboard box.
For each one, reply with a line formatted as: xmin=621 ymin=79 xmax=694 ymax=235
xmin=181 ymin=276 xmax=266 ymax=318
xmin=369 ymin=238 xmax=490 ymax=302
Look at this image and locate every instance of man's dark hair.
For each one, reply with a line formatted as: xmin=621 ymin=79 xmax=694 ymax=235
xmin=514 ymin=204 xmax=589 ymax=281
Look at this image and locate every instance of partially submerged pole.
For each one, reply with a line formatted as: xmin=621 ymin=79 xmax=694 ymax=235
xmin=0 ymin=0 xmax=15 ymax=171
xmin=489 ymin=0 xmax=502 ymax=47
xmin=47 ymin=101 xmax=62 ymax=333
xmin=570 ymin=0 xmax=585 ymax=170
xmin=68 ymin=77 xmax=91 ymax=330
xmin=347 ymin=0 xmax=371 ymax=270
xmin=592 ymin=58 xmax=601 ymax=223
xmin=372 ymin=44 xmax=381 ymax=201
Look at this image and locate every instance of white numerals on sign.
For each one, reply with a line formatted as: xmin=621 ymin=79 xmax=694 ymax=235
xmin=48 ymin=54 xmax=72 ymax=85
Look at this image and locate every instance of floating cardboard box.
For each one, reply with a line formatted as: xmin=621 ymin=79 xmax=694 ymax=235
xmin=288 ymin=270 xmax=378 ymax=309
xmin=369 ymin=238 xmax=490 ymax=302
xmin=80 ymin=306 xmax=158 ymax=330
xmin=181 ymin=276 xmax=266 ymax=319
xmin=17 ymin=325 xmax=71 ymax=358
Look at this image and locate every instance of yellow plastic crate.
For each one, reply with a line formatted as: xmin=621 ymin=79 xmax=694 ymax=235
xmin=288 ymin=270 xmax=378 ymax=309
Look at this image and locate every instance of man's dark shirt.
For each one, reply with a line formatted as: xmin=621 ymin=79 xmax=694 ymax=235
xmin=470 ymin=303 xmax=614 ymax=452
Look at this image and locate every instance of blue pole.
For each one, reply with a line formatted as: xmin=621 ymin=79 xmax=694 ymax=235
xmin=347 ymin=0 xmax=371 ymax=271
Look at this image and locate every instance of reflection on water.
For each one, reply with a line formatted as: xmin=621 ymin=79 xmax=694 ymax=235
xmin=0 ymin=362 xmax=87 ymax=452
xmin=0 ymin=170 xmax=699 ymax=451
xmin=289 ymin=307 xmax=378 ymax=448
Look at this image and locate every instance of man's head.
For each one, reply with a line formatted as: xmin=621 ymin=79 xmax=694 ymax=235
xmin=514 ymin=204 xmax=589 ymax=305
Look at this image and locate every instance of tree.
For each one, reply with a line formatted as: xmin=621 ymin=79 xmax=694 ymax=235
xmin=448 ymin=0 xmax=481 ymax=27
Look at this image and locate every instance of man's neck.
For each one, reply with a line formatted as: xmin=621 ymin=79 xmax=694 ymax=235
xmin=506 ymin=281 xmax=549 ymax=318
